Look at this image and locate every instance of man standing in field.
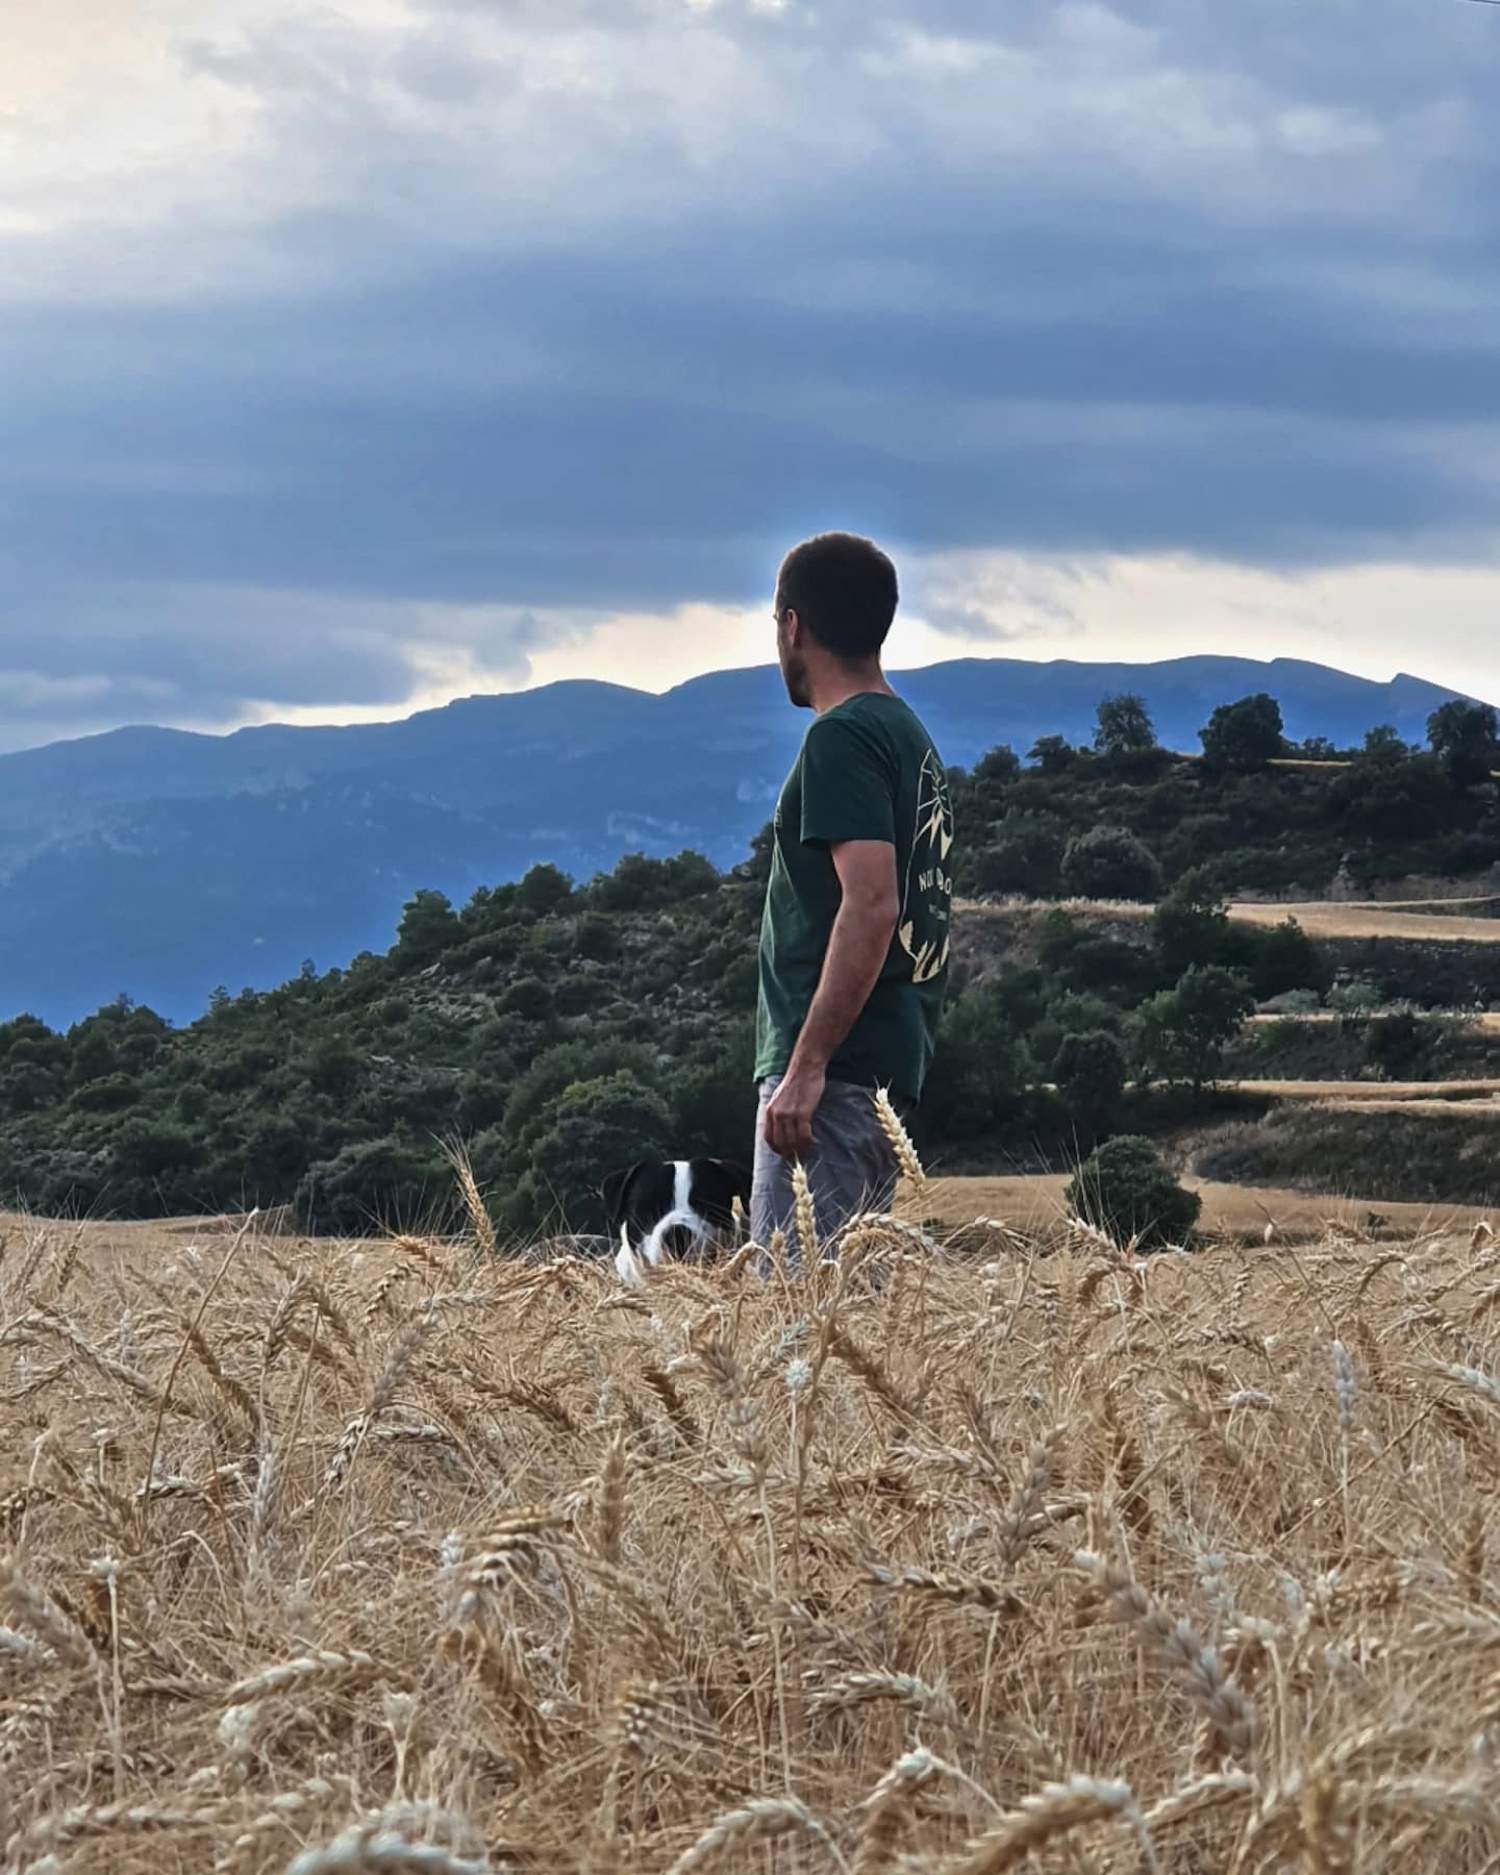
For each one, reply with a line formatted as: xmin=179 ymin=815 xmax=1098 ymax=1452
xmin=753 ymin=532 xmax=955 ymax=1260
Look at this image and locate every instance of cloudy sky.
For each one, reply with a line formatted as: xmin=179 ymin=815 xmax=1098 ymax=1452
xmin=5 ymin=0 xmax=1500 ymax=754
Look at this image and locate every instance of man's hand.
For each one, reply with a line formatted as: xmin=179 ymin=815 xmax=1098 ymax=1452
xmin=763 ymin=1061 xmax=827 ymax=1161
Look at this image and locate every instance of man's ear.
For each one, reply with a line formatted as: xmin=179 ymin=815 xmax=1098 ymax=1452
xmin=601 ymin=1161 xmax=649 ymax=1233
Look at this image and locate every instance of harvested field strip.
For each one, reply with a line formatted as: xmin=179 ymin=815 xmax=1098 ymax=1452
xmin=913 ymin=1172 xmax=1493 ymax=1241
xmin=1225 ymin=1077 xmax=1500 ymax=1102
xmin=1227 ymin=900 xmax=1500 ymax=941
xmin=1292 ymin=893 xmax=1500 ymax=915
xmin=1247 ymin=1011 xmax=1500 ymax=1028
xmin=5 ymin=1200 xmax=1500 ymax=1873
xmin=1316 ymin=1095 xmax=1500 ymax=1117
xmin=959 ymin=895 xmax=1500 ymax=943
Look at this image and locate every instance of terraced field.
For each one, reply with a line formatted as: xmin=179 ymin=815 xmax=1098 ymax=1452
xmin=1227 ymin=900 xmax=1500 ymax=943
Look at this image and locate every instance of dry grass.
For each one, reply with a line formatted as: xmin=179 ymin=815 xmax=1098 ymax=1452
xmin=3 ymin=1199 xmax=1500 ymax=1872
xmin=912 ymin=1175 xmax=1495 ymax=1245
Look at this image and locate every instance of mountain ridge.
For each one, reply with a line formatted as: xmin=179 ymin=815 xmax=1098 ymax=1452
xmin=0 ymin=652 xmax=1481 ymax=1027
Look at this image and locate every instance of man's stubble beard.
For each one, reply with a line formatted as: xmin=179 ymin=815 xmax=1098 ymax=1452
xmin=780 ymin=650 xmax=813 ymax=710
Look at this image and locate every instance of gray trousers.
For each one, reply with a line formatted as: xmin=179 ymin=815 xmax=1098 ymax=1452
xmin=750 ymin=1075 xmax=907 ymax=1263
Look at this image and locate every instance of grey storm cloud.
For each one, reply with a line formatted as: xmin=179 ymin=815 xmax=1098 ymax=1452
xmin=4 ymin=0 xmax=1500 ymax=746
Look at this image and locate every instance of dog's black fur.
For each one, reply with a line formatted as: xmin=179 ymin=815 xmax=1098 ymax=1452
xmin=603 ymin=1157 xmax=751 ymax=1282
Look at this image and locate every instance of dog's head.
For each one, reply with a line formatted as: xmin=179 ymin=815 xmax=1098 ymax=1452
xmin=602 ymin=1157 xmax=751 ymax=1284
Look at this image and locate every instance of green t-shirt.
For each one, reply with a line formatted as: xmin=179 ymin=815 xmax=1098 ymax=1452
xmin=755 ymin=691 xmax=955 ymax=1101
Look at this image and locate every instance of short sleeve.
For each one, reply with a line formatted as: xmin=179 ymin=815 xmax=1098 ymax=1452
xmin=799 ymin=714 xmax=897 ymax=848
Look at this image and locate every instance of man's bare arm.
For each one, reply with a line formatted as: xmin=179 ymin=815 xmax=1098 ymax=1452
xmin=763 ymin=840 xmax=900 ymax=1160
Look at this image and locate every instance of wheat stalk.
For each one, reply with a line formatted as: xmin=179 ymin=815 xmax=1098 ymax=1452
xmin=1072 ymin=1551 xmax=1257 ymax=1760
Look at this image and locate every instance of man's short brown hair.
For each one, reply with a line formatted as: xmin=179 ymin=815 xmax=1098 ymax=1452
xmin=776 ymin=532 xmax=899 ymax=661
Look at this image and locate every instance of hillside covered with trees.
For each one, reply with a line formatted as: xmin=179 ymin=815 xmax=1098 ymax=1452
xmin=2 ymin=689 xmax=1497 ymax=1232
xmin=0 ymin=655 xmax=1477 ymax=1029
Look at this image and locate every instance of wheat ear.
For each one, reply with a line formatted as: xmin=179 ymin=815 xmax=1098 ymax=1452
xmin=666 ymin=1797 xmax=843 ymax=1874
xmin=873 ymin=1087 xmax=926 ymax=1195
xmin=852 ymin=1747 xmax=944 ymax=1875
xmin=595 ymin=1426 xmax=629 ymax=1565
xmin=946 ymin=1775 xmax=1139 ymax=1874
xmin=441 ymin=1139 xmax=498 ymax=1261
xmin=792 ymin=1159 xmax=820 ymax=1266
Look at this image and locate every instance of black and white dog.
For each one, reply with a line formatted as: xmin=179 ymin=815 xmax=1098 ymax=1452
xmin=602 ymin=1158 xmax=752 ymax=1286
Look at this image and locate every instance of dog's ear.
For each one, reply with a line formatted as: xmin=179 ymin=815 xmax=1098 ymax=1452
xmin=710 ymin=1159 xmax=753 ymax=1210
xmin=601 ymin=1161 xmax=649 ymax=1233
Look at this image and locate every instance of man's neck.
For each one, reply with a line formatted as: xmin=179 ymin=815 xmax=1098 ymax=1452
xmin=808 ymin=660 xmax=895 ymax=715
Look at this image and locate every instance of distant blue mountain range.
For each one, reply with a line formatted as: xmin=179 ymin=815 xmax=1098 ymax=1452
xmin=0 ymin=654 xmax=1475 ymax=1026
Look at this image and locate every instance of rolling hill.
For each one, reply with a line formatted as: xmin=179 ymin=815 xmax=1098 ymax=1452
xmin=0 ymin=653 xmax=1476 ymax=1025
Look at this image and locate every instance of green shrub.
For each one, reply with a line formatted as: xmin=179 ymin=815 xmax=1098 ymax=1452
xmin=1200 ymin=694 xmax=1285 ymax=773
xmin=393 ymin=889 xmax=462 ymax=969
xmin=1029 ymin=993 xmax=1121 ymax=1078
xmin=1152 ymin=888 xmax=1237 ymax=977
xmin=515 ymin=863 xmax=575 ymax=915
xmin=1064 ymin=1135 xmax=1201 ymax=1250
xmin=972 ymin=816 xmax=1066 ymax=898
xmin=1061 ymin=826 xmax=1164 ymax=903
xmin=1246 ymin=918 xmax=1326 ymax=1000
xmin=295 ymin=1135 xmax=446 ymax=1235
xmin=554 ymin=974 xmax=608 ymax=1016
xmin=70 ymin=1073 xmax=142 ymax=1114
xmin=500 ymin=1069 xmax=675 ymax=1237
xmin=921 ymin=988 xmax=1030 ymax=1145
xmin=1054 ymin=1030 xmax=1127 ymax=1134
xmin=1364 ymin=1012 xmax=1434 ymax=1080
xmin=499 ymin=975 xmax=554 ymax=1020
xmin=305 ymin=1035 xmax=362 ymax=1097
xmin=573 ymin=912 xmax=619 ymax=962
xmin=1133 ymin=965 xmax=1254 ymax=1091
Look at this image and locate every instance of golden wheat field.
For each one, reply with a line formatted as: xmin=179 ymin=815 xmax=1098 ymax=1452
xmin=5 ymin=1187 xmax=1500 ymax=1875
